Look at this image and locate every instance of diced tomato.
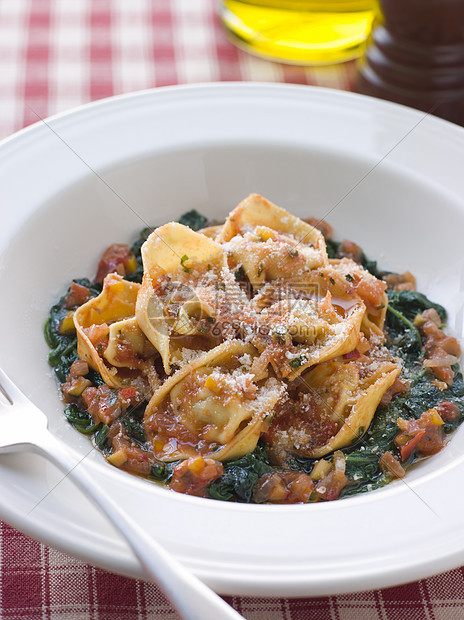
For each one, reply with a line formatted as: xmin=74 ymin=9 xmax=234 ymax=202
xmin=314 ymin=470 xmax=347 ymax=502
xmin=95 ymin=243 xmax=137 ymax=283
xmin=380 ymin=376 xmax=410 ymax=407
xmin=118 ymin=387 xmax=140 ymax=408
xmin=286 ymin=474 xmax=315 ymax=504
xmin=253 ymin=472 xmax=314 ymax=504
xmin=383 ymin=271 xmax=416 ymax=291
xmin=69 ymin=359 xmax=89 ymax=377
xmin=107 ymin=422 xmax=151 ymax=475
xmin=336 ymin=239 xmax=363 ymax=263
xmin=81 ymin=387 xmax=97 ymax=410
xmin=323 ymin=471 xmax=348 ymax=501
xmin=64 ymin=282 xmax=91 ymax=309
xmin=435 ymin=401 xmax=460 ymax=422
xmin=303 ymin=216 xmax=333 ymax=240
xmin=379 ymin=451 xmax=406 ymax=479
xmin=83 ymin=324 xmax=110 ymax=352
xmin=418 ymin=309 xmax=461 ymax=386
xmin=170 ymin=457 xmax=224 ymax=497
xmin=397 ymin=430 xmax=426 ymax=461
xmin=395 ymin=407 xmax=447 ymax=461
xmin=416 ymin=425 xmax=446 ymax=456
xmin=253 ymin=474 xmax=288 ymax=503
xmin=315 ymin=451 xmax=348 ymax=501
xmin=82 ymin=385 xmax=121 ymax=425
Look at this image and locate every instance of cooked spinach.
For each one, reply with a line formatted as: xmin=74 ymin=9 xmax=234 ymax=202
xmin=363 ymin=257 xmax=381 ymax=278
xmin=325 ymin=239 xmax=339 ymax=259
xmin=208 ymin=445 xmax=273 ymax=502
xmin=87 ymin=368 xmax=106 ymax=387
xmin=121 ymin=406 xmax=147 ymax=445
xmin=387 ymin=290 xmax=447 ymax=323
xmin=150 ymin=462 xmax=176 ymax=484
xmin=47 ymin=337 xmax=78 ymax=383
xmin=45 ymin=278 xmax=100 ymax=382
xmin=385 ymin=289 xmax=446 ymax=365
xmin=64 ymin=404 xmax=100 ymax=435
xmin=386 ymin=305 xmax=422 ymax=362
xmin=95 ymin=424 xmax=109 ymax=451
xmin=234 ymin=265 xmax=246 ymax=282
xmin=178 ymin=209 xmax=208 ymax=231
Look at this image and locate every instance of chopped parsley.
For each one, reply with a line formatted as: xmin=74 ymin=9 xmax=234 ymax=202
xmin=180 ymin=254 xmax=190 ymax=272
xmin=289 ymin=355 xmax=308 ymax=370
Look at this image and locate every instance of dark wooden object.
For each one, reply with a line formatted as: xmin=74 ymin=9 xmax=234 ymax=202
xmin=356 ymin=0 xmax=464 ymax=126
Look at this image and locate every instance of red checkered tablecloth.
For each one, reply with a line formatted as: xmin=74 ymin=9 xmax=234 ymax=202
xmin=1 ymin=1 xmax=463 ymax=619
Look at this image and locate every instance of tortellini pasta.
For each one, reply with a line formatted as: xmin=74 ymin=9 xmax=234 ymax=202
xmin=264 ymin=354 xmax=401 ymax=460
xmin=144 ymin=341 xmax=285 ymax=461
xmin=305 ymin=258 xmax=388 ymax=337
xmin=136 ymin=222 xmax=248 ymax=374
xmin=133 ymin=195 xmax=401 ymax=463
xmin=74 ymin=273 xmax=156 ymax=387
xmin=219 ymin=193 xmax=328 ymax=286
xmin=251 ymin=291 xmax=367 ymax=379
xmin=74 ymin=194 xmax=403 ymax=475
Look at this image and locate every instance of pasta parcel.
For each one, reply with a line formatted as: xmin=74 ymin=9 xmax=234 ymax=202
xmin=45 ymin=194 xmax=464 ymax=503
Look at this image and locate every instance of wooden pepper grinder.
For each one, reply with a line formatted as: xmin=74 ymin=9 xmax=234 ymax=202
xmin=356 ymin=0 xmax=464 ymax=126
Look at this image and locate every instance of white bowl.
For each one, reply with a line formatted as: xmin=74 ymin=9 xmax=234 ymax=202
xmin=0 ymin=83 xmax=464 ymax=597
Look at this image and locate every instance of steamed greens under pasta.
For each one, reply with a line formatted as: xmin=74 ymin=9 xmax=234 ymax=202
xmin=45 ymin=194 xmax=464 ymax=504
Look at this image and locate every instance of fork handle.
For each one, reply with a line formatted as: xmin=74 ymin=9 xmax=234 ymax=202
xmin=32 ymin=429 xmax=243 ymax=620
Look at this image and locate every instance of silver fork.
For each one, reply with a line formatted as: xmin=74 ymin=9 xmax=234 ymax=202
xmin=0 ymin=368 xmax=243 ymax=620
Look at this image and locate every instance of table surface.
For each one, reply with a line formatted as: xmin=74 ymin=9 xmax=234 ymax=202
xmin=1 ymin=1 xmax=463 ymax=619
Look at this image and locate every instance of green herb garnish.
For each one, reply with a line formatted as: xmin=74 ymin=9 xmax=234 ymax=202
xmin=180 ymin=254 xmax=190 ymax=272
xmin=289 ymin=355 xmax=308 ymax=370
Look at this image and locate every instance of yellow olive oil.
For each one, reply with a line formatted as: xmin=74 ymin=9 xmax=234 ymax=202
xmin=220 ymin=0 xmax=380 ymax=65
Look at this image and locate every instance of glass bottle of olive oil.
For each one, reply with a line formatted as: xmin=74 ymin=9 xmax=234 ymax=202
xmin=220 ymin=0 xmax=380 ymax=65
